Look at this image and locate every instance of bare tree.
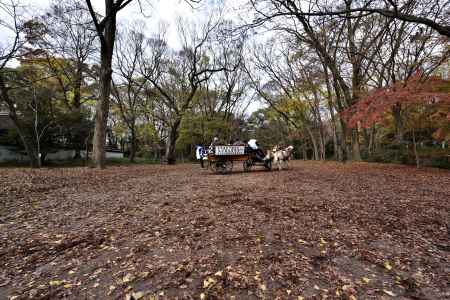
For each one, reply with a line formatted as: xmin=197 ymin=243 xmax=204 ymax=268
xmin=85 ymin=0 xmax=202 ymax=168
xmin=140 ymin=18 xmax=237 ymax=164
xmin=85 ymin=0 xmax=138 ymax=168
xmin=248 ymin=0 xmax=450 ymax=37
xmin=245 ymin=0 xmax=449 ymax=161
xmin=112 ymin=25 xmax=147 ymax=162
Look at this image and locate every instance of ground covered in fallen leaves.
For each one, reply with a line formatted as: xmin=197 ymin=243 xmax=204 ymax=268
xmin=0 ymin=161 xmax=449 ymax=300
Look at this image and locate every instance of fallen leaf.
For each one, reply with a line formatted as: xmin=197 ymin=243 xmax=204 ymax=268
xmin=361 ymin=277 xmax=370 ymax=284
xmin=383 ymin=290 xmax=396 ymax=297
xmin=384 ymin=261 xmax=392 ymax=271
xmin=132 ymin=291 xmax=145 ymax=299
xmin=203 ymin=277 xmax=216 ymax=289
xmin=49 ymin=280 xmax=63 ymax=286
xmin=122 ymin=273 xmax=135 ymax=284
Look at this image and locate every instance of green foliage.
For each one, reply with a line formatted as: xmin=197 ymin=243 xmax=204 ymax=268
xmin=367 ymin=146 xmax=450 ymax=169
xmin=4 ymin=59 xmax=94 ymax=161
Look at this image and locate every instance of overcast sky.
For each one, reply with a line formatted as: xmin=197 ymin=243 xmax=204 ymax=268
xmin=0 ymin=0 xmax=263 ymax=113
xmin=6 ymin=0 xmax=246 ymax=48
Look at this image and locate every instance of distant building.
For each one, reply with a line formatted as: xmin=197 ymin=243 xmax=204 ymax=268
xmin=0 ymin=111 xmax=14 ymax=136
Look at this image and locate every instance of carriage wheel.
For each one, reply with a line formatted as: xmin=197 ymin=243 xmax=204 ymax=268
xmin=210 ymin=161 xmax=221 ymax=173
xmin=211 ymin=160 xmax=233 ymax=174
xmin=264 ymin=159 xmax=272 ymax=171
xmin=243 ymin=159 xmax=253 ymax=172
xmin=223 ymin=160 xmax=233 ymax=173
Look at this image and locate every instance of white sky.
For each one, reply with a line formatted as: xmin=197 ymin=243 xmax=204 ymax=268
xmin=1 ymin=0 xmax=263 ymax=113
xmin=11 ymin=0 xmax=245 ymax=48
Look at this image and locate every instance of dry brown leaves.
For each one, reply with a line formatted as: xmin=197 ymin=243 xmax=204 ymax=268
xmin=0 ymin=161 xmax=449 ymax=299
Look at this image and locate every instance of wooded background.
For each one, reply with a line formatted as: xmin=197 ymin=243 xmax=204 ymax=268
xmin=0 ymin=0 xmax=449 ymax=168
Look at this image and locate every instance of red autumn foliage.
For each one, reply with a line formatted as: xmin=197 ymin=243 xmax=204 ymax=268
xmin=342 ymin=72 xmax=450 ymax=128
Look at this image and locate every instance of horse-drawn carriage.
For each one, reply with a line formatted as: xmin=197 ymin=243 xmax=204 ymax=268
xmin=198 ymin=145 xmax=273 ymax=174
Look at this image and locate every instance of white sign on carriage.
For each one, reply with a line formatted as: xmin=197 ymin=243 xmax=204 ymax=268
xmin=214 ymin=146 xmax=245 ymax=156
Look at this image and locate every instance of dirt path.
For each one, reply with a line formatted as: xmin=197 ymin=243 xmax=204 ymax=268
xmin=0 ymin=161 xmax=449 ymax=299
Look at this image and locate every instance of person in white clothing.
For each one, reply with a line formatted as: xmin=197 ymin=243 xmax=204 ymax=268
xmin=248 ymin=139 xmax=258 ymax=150
xmin=247 ymin=139 xmax=265 ymax=160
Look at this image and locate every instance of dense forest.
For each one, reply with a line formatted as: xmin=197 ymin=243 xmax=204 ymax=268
xmin=0 ymin=0 xmax=449 ymax=168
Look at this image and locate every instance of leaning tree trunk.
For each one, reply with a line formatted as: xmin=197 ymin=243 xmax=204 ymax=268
xmin=306 ymin=127 xmax=319 ymax=160
xmin=166 ymin=118 xmax=181 ymax=165
xmin=92 ymin=10 xmax=117 ymax=169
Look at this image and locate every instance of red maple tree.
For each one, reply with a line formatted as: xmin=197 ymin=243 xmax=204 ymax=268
xmin=343 ymin=72 xmax=450 ymax=129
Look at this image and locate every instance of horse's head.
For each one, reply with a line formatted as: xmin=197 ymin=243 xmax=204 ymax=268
xmin=272 ymin=145 xmax=280 ymax=152
xmin=284 ymin=146 xmax=294 ymax=158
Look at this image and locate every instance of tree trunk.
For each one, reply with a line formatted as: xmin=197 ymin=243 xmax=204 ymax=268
xmin=412 ymin=127 xmax=420 ymax=168
xmin=166 ymin=118 xmax=181 ymax=165
xmin=129 ymin=126 xmax=136 ymax=163
xmin=318 ymin=130 xmax=326 ymax=160
xmin=362 ymin=128 xmax=370 ymax=151
xmin=338 ymin=118 xmax=348 ymax=162
xmin=92 ymin=8 xmax=117 ymax=169
xmin=85 ymin=134 xmax=90 ymax=165
xmin=73 ymin=64 xmax=83 ymax=160
xmin=306 ymin=127 xmax=319 ymax=160
xmin=324 ymin=71 xmax=340 ymax=161
xmin=351 ymin=128 xmax=362 ymax=161
xmin=11 ymin=121 xmax=39 ymax=168
xmin=368 ymin=126 xmax=376 ymax=155
xmin=392 ymin=103 xmax=404 ymax=144
xmin=313 ymin=93 xmax=326 ymax=160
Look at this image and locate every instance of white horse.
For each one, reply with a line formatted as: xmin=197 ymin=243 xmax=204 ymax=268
xmin=269 ymin=145 xmax=294 ymax=170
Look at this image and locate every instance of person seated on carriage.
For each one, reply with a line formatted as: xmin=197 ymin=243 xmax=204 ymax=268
xmin=247 ymin=139 xmax=266 ymax=161
xmin=232 ymin=139 xmax=246 ymax=146
xmin=209 ymin=136 xmax=220 ymax=152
